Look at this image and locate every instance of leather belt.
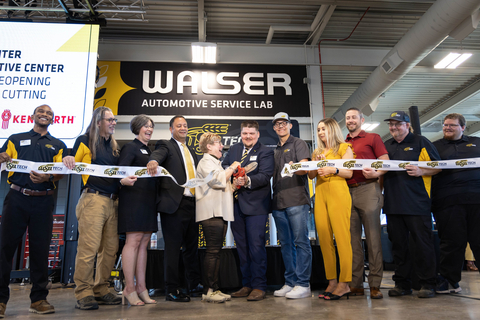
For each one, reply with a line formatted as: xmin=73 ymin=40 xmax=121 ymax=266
xmin=348 ymin=179 xmax=378 ymax=188
xmin=182 ymin=195 xmax=195 ymax=202
xmin=85 ymin=188 xmax=118 ymax=200
xmin=11 ymin=184 xmax=54 ymax=196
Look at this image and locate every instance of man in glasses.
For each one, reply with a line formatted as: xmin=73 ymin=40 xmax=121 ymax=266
xmin=271 ymin=112 xmax=312 ymax=299
xmin=382 ymin=111 xmax=441 ymax=298
xmin=431 ymin=113 xmax=480 ymax=294
xmin=63 ymin=107 xmax=136 ymax=310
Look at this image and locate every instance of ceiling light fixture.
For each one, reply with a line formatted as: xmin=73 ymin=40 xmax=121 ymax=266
xmin=361 ymin=122 xmax=380 ymax=131
xmin=434 ymin=52 xmax=472 ymax=69
xmin=191 ymin=42 xmax=217 ymax=64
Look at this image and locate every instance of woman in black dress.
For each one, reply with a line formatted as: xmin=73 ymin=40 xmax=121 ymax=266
xmin=118 ymin=115 xmax=157 ymax=306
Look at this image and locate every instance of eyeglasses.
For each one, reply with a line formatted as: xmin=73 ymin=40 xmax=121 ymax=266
xmin=443 ymin=124 xmax=460 ymax=128
xmin=144 ymin=125 xmax=154 ymax=129
xmin=387 ymin=122 xmax=405 ymax=128
xmin=274 ymin=121 xmax=289 ymax=128
xmin=103 ymin=118 xmax=118 ymax=123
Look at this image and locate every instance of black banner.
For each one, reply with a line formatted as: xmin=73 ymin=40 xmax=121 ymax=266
xmin=113 ymin=62 xmax=310 ymax=117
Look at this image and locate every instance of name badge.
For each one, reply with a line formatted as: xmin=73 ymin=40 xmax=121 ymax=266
xmin=20 ymin=139 xmax=31 ymax=146
xmin=140 ymin=149 xmax=149 ymax=154
xmin=250 ymin=155 xmax=257 ymax=161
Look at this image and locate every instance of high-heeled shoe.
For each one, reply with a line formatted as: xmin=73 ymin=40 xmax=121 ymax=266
xmin=324 ymin=292 xmax=350 ymax=300
xmin=319 ymin=291 xmax=333 ymax=298
xmin=122 ymin=291 xmax=145 ymax=306
xmin=138 ymin=290 xmax=157 ymax=304
xmin=466 ymin=261 xmax=478 ymax=271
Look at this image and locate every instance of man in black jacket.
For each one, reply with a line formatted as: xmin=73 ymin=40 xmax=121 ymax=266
xmin=147 ymin=115 xmax=202 ymax=302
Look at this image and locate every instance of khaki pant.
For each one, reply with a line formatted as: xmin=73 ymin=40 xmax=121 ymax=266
xmin=349 ymin=182 xmax=384 ymax=288
xmin=74 ymin=191 xmax=119 ymax=300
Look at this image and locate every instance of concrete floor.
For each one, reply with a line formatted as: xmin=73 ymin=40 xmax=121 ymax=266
xmin=3 ymin=271 xmax=480 ymax=319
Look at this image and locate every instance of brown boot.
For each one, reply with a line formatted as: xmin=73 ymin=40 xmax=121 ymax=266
xmin=370 ymin=287 xmax=383 ymax=299
xmin=247 ymin=289 xmax=266 ymax=301
xmin=350 ymin=287 xmax=364 ymax=296
xmin=29 ymin=300 xmax=55 ymax=314
xmin=0 ymin=302 xmax=6 ymax=318
xmin=231 ymin=287 xmax=252 ymax=298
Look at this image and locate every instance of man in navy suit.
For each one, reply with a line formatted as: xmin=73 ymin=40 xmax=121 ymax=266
xmin=147 ymin=115 xmax=202 ymax=302
xmin=223 ymin=120 xmax=274 ymax=301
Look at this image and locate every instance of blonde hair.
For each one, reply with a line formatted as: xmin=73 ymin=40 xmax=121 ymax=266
xmin=199 ymin=132 xmax=221 ymax=153
xmin=86 ymin=106 xmax=119 ymax=160
xmin=313 ymin=118 xmax=345 ymax=158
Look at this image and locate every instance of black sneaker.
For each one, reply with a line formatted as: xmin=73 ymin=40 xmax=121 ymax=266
xmin=418 ymin=287 xmax=436 ymax=298
xmin=95 ymin=292 xmax=122 ymax=305
xmin=388 ymin=286 xmax=412 ymax=297
xmin=75 ymin=296 xmax=99 ymax=310
xmin=436 ymin=277 xmax=462 ymax=294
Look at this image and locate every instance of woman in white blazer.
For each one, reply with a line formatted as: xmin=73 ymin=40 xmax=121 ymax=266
xmin=195 ymin=132 xmax=239 ymax=303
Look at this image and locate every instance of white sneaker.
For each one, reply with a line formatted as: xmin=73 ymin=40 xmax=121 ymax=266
xmin=285 ymin=285 xmax=311 ymax=299
xmin=202 ymin=291 xmax=226 ymax=303
xmin=214 ymin=290 xmax=231 ymax=301
xmin=274 ymin=285 xmax=293 ymax=297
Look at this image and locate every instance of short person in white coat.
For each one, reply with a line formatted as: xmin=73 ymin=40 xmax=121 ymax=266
xmin=195 ymin=132 xmax=240 ymax=303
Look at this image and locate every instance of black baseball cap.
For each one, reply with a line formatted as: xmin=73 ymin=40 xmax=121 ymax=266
xmin=384 ymin=111 xmax=410 ymax=123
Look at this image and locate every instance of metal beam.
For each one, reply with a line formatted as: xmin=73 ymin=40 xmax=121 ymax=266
xmin=419 ymin=78 xmax=480 ymax=127
xmin=198 ymin=0 xmax=206 ymax=42
xmin=310 ymin=5 xmax=336 ymax=45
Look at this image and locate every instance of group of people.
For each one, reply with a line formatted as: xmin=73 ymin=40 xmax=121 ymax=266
xmin=0 ymin=104 xmax=478 ymax=317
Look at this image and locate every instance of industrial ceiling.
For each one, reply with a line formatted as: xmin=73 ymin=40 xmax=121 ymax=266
xmin=2 ymin=0 xmax=480 ymax=141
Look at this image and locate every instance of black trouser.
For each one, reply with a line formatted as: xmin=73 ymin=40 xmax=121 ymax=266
xmin=160 ymin=197 xmax=201 ymax=294
xmin=433 ymin=204 xmax=480 ymax=284
xmin=0 ymin=189 xmax=54 ymax=303
xmin=386 ymin=214 xmax=436 ymax=289
xmin=200 ymin=217 xmax=227 ymax=294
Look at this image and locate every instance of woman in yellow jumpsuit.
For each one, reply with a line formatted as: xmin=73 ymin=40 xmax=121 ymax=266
xmin=308 ymin=118 xmax=353 ymax=300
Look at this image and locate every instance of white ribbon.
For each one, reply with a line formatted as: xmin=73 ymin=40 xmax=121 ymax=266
xmin=0 ymin=159 xmax=214 ymax=189
xmin=281 ymin=158 xmax=480 ymax=177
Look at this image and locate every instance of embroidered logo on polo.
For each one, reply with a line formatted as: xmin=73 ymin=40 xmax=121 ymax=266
xmin=45 ymin=144 xmax=56 ymax=151
xmin=404 ymin=147 xmax=413 ymax=151
xmin=284 ymin=149 xmax=290 ymax=153
xmin=466 ymin=144 xmax=476 ymax=147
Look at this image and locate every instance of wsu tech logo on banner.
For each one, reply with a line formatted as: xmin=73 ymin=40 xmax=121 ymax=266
xmin=94 ymin=61 xmax=310 ymax=118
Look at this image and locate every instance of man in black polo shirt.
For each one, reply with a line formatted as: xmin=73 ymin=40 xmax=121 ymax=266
xmin=432 ymin=113 xmax=480 ymax=294
xmin=63 ymin=107 xmax=136 ymax=310
xmin=383 ymin=111 xmax=441 ymax=299
xmin=0 ymin=105 xmax=66 ymax=317
xmin=271 ymin=112 xmax=312 ymax=299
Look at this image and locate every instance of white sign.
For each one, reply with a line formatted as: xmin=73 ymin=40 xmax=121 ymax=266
xmin=0 ymin=22 xmax=99 ymax=148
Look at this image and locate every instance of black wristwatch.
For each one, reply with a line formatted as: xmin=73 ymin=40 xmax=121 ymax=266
xmin=49 ymin=174 xmax=54 ymax=182
xmin=334 ymin=168 xmax=339 ymax=175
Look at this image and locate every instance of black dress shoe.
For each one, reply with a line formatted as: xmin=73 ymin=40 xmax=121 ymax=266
xmin=189 ymin=284 xmax=204 ymax=297
xmin=166 ymin=290 xmax=190 ymax=302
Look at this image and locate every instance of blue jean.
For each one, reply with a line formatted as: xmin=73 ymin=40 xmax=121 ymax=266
xmin=272 ymin=204 xmax=312 ymax=287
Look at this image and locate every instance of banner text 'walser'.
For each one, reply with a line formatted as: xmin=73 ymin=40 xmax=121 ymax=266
xmin=95 ymin=61 xmax=310 ymax=117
